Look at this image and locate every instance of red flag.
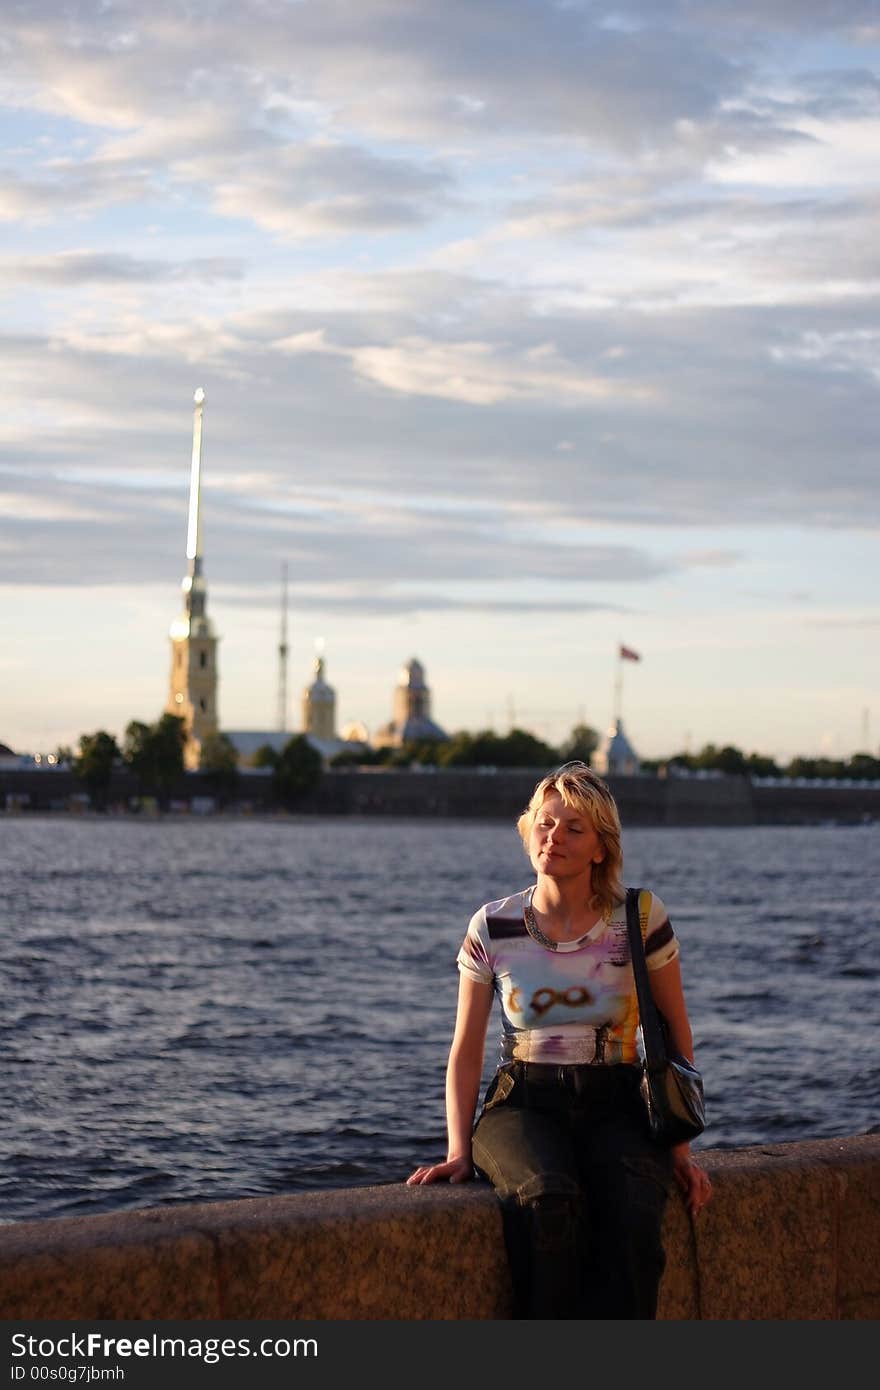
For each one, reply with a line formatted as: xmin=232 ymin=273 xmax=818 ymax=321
xmin=619 ymin=644 xmax=641 ymax=662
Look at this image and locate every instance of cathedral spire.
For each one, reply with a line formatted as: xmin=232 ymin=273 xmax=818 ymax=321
xmin=167 ymin=388 xmax=220 ymax=769
xmin=187 ymin=387 xmax=206 ymax=567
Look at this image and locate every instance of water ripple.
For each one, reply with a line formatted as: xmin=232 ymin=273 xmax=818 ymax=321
xmin=2 ymin=815 xmax=878 ymax=1222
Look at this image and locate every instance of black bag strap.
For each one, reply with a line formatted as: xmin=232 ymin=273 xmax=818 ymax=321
xmin=625 ymin=885 xmax=667 ymax=1073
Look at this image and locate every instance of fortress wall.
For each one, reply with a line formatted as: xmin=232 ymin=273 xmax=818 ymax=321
xmin=0 ymin=1135 xmax=876 ymax=1321
xmin=750 ymin=782 xmax=880 ymax=824
xmin=663 ymin=775 xmax=755 ymax=825
xmin=3 ymin=768 xmax=880 ymax=824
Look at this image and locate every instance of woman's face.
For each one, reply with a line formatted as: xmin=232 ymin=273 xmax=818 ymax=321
xmin=529 ymin=788 xmax=605 ymax=881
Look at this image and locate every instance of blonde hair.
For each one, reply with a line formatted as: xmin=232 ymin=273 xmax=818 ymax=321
xmin=516 ymin=761 xmax=624 ymax=914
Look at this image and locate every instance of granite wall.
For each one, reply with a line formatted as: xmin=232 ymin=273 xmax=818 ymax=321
xmin=0 ymin=1134 xmax=876 ymax=1320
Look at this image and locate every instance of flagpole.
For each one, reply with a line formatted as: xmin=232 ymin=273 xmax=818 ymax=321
xmin=613 ymin=646 xmax=623 ymax=725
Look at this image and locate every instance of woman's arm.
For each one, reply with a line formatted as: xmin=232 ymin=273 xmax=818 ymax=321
xmin=647 ymin=953 xmax=713 ymax=1216
xmin=407 ymin=973 xmax=494 ymax=1185
xmin=647 ymin=954 xmax=694 ymax=1063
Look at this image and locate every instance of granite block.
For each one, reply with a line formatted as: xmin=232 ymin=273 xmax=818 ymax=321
xmin=0 ymin=1206 xmax=219 ymax=1319
xmin=207 ymin=1185 xmax=511 ymax=1319
xmin=690 ymin=1145 xmax=838 ymax=1320
xmin=833 ymin=1141 xmax=880 ymax=1310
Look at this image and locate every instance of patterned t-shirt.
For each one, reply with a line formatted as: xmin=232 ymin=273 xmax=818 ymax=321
xmin=457 ymin=886 xmax=679 ymax=1066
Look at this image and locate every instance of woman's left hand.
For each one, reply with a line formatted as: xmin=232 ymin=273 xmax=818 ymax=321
xmin=671 ymin=1143 xmax=713 ymax=1217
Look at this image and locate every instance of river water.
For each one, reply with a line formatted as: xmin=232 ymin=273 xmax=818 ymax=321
xmin=1 ymin=815 xmax=877 ymax=1224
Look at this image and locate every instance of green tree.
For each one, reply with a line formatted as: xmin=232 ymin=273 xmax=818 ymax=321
xmin=496 ymin=728 xmax=559 ymax=767
xmin=437 ymin=729 xmax=502 ymax=767
xmin=847 ymin=753 xmax=880 ymax=780
xmin=123 ymin=714 xmax=186 ymax=806
xmin=438 ymin=727 xmax=558 ymax=768
xmin=746 ymin=752 xmax=782 ymax=778
xmin=665 ymin=751 xmax=698 ymax=773
xmin=123 ymin=720 xmax=153 ymax=784
xmin=714 ymin=744 xmax=748 ymax=776
xmin=692 ymin=742 xmax=719 ymax=770
xmin=198 ymin=731 xmax=239 ymax=803
xmin=330 ymin=745 xmax=390 ymax=768
xmin=785 ymin=756 xmax=846 ymax=780
xmin=252 ymin=743 xmax=280 ymax=770
xmin=74 ymin=730 xmax=121 ymax=810
xmin=558 ymin=723 xmax=599 ymax=765
xmin=273 ymin=734 xmax=323 ymax=807
xmin=392 ymin=739 xmax=441 ymax=768
xmin=436 ymin=731 xmax=477 ymax=767
xmin=639 ymin=757 xmax=664 ymax=774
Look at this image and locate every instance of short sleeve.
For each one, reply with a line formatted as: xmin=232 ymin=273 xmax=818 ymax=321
xmin=644 ymin=892 xmax=680 ymax=972
xmin=456 ymin=907 xmax=494 ymax=985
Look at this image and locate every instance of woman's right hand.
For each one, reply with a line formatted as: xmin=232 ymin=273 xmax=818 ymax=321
xmin=406 ymin=1155 xmax=474 ymax=1185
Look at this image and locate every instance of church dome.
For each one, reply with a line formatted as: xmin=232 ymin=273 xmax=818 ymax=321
xmin=399 ymin=658 xmax=426 ymax=688
xmin=302 ymin=654 xmax=337 ymax=739
xmin=342 ymin=721 xmax=369 ymax=743
xmin=306 ymin=656 xmax=335 ymax=703
xmin=593 ymin=718 xmax=641 ymax=777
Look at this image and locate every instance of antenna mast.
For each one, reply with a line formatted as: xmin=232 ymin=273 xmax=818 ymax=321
xmin=277 ymin=562 xmax=289 ymax=732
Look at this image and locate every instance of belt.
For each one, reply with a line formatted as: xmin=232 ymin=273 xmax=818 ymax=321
xmin=510 ymin=1060 xmax=640 ymax=1096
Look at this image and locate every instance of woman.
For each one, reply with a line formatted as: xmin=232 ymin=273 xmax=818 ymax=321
xmin=407 ymin=761 xmax=711 ymax=1319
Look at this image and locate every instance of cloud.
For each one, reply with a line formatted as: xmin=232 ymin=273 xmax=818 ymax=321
xmin=0 ymin=251 xmax=244 ymax=285
xmin=707 ymin=116 xmax=880 ymax=189
xmin=1 ymin=133 xmax=452 ymax=237
xmin=679 ymin=550 xmax=743 ymax=568
xmin=0 ymin=491 xmax=108 ymax=523
xmin=0 ymin=6 xmax=877 ymax=591
xmin=1 ymin=1 xmax=737 ymax=147
xmin=208 ymin=141 xmax=452 ymax=237
xmin=770 ymin=328 xmax=880 ymax=382
xmin=807 ymin=615 xmax=880 ymax=628
xmin=2 ymin=252 xmax=878 ymax=558
xmin=0 ymin=431 xmax=680 ymax=591
xmin=215 ymin=584 xmax=634 ymax=619
xmin=672 ymin=1 xmax=880 ymax=34
xmin=2 ymin=0 xmax=876 ymax=258
xmin=0 ymin=165 xmax=155 ymax=222
xmin=345 ymin=337 xmax=657 ymax=406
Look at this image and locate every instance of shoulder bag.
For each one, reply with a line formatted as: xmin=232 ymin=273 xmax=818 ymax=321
xmin=625 ymin=886 xmax=706 ymax=1146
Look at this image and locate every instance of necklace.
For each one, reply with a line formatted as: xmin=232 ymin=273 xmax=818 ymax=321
xmin=523 ymin=887 xmax=560 ymax=950
xmin=523 ymin=886 xmax=609 ymax=951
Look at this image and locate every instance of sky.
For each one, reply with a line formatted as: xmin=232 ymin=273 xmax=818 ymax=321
xmin=2 ymin=0 xmax=879 ymax=762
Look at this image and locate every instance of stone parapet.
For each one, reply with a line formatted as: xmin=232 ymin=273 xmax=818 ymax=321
xmin=0 ymin=1134 xmax=873 ymax=1317
xmin=0 ymin=1136 xmax=876 ymax=1320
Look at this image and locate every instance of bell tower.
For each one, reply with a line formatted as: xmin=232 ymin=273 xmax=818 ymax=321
xmin=166 ymin=388 xmax=219 ymax=769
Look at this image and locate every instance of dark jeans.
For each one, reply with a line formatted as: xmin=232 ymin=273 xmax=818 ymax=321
xmin=472 ymin=1061 xmax=674 ymax=1320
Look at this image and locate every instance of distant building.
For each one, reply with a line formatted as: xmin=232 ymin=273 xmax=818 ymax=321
xmin=224 ymin=726 xmax=367 ymax=769
xmin=0 ymin=742 xmax=19 ymax=769
xmin=593 ymin=718 xmax=641 ymax=777
xmin=372 ymin=658 xmax=448 ymax=749
xmin=227 ymin=652 xmax=367 ymax=768
xmin=165 ymin=389 xmax=219 ymax=770
xmin=0 ymin=743 xmax=65 ymax=770
xmin=223 ymin=730 xmax=288 ymax=768
xmin=302 ymin=654 xmax=337 ymax=742
xmin=341 ymin=720 xmax=370 ymax=744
